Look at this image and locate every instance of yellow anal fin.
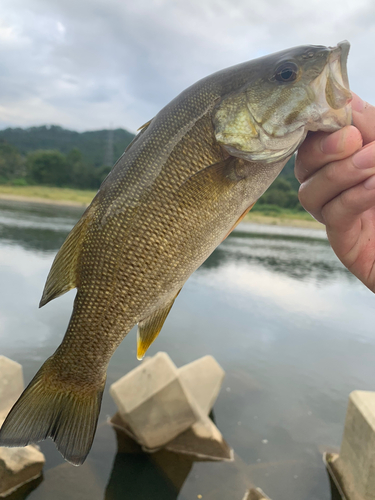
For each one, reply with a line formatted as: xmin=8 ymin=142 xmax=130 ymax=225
xmin=137 ymin=291 xmax=181 ymax=360
xmin=39 ymin=203 xmax=96 ymax=308
xmin=221 ymin=202 xmax=256 ymax=242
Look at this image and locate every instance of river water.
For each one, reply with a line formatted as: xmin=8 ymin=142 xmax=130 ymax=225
xmin=0 ymin=199 xmax=374 ymax=500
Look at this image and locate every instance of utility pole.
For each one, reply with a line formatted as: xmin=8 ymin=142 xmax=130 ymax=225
xmin=104 ymin=124 xmax=114 ymax=167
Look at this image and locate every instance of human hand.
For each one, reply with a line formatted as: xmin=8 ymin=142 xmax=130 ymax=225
xmin=295 ymin=93 xmax=375 ymax=292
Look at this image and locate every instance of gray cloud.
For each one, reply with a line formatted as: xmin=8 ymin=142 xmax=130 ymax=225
xmin=1 ymin=0 xmax=375 ymax=132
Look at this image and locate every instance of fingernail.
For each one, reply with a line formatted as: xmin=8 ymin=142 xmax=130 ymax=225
xmin=351 ymin=93 xmax=365 ymax=113
xmin=353 ymin=144 xmax=375 ymax=169
xmin=364 ymin=175 xmax=375 ymax=190
xmin=320 ymin=129 xmax=346 ymax=154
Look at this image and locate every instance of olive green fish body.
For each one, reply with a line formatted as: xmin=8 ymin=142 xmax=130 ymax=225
xmin=0 ymin=42 xmax=352 ymax=465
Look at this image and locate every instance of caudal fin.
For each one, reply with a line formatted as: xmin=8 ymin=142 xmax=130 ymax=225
xmin=0 ymin=358 xmax=105 ymax=466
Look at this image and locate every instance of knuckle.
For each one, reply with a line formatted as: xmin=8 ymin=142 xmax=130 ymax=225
xmin=294 ymin=162 xmax=308 ymax=183
xmin=323 ymin=162 xmax=338 ymax=184
xmin=339 ymin=189 xmax=355 ymax=211
xmin=297 ymin=183 xmax=311 ymax=210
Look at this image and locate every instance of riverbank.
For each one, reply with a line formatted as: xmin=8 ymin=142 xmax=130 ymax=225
xmin=0 ymin=185 xmax=323 ymax=229
xmin=244 ymin=212 xmax=322 ymax=229
xmin=0 ymin=185 xmax=95 ymax=207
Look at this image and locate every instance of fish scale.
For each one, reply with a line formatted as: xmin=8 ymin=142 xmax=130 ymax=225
xmin=0 ymin=41 xmax=352 ymax=465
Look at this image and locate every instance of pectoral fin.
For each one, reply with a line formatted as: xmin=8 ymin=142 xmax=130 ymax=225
xmin=137 ymin=291 xmax=181 ymax=360
xmin=178 ymin=156 xmax=251 ymax=202
xmin=39 ymin=204 xmax=96 ymax=308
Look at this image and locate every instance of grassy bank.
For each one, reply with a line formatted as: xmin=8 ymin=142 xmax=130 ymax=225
xmin=0 ymin=184 xmax=324 ymax=229
xmin=0 ymin=185 xmax=96 ymax=206
xmin=244 ymin=212 xmax=322 ymax=229
xmin=245 ymin=206 xmax=323 ymax=229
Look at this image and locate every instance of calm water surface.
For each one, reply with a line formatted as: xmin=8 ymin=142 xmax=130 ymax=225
xmin=0 ymin=199 xmax=374 ymax=500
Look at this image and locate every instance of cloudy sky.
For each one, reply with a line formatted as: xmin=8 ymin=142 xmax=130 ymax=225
xmin=1 ymin=0 xmax=374 ymax=133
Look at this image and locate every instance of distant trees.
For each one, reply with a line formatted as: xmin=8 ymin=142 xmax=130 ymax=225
xmin=26 ymin=150 xmax=71 ymax=186
xmin=257 ymin=176 xmax=301 ymax=210
xmin=0 ymin=129 xmax=304 ymax=212
xmin=0 ymin=141 xmax=25 ymax=182
xmin=0 ymin=125 xmax=134 ymax=191
xmin=0 ymin=141 xmax=111 ymax=190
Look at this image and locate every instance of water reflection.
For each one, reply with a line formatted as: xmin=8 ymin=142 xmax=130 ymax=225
xmin=105 ymin=438 xmax=195 ymax=500
xmin=201 ymin=229 xmax=354 ymax=285
xmin=0 ymin=200 xmax=84 ymax=252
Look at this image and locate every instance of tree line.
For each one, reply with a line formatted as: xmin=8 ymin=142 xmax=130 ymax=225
xmin=0 ymin=125 xmax=302 ymax=211
xmin=0 ymin=141 xmax=111 ymax=189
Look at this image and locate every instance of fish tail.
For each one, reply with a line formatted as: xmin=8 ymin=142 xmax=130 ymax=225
xmin=0 ymin=357 xmax=105 ymax=466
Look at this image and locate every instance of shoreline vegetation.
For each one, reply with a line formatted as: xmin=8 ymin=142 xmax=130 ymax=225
xmin=0 ymin=125 xmax=323 ymax=230
xmin=0 ymin=185 xmax=323 ymax=230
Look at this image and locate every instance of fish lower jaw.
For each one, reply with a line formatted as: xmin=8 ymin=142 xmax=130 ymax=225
xmin=306 ymin=105 xmax=352 ymax=133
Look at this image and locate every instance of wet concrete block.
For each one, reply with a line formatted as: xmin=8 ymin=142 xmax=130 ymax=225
xmin=328 ymin=390 xmax=375 ymax=500
xmin=110 ymin=352 xmax=199 ymax=449
xmin=0 ymin=445 xmax=45 ymax=498
xmin=242 ymin=488 xmax=272 ymax=500
xmin=178 ymin=355 xmax=225 ymax=415
xmin=165 ymin=410 xmax=233 ymax=461
xmin=0 ymin=356 xmax=24 ymax=418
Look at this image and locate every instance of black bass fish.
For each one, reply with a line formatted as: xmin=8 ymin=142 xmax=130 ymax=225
xmin=0 ymin=41 xmax=352 ymax=465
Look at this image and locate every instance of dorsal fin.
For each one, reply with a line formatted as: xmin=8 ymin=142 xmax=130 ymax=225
xmin=137 ymin=290 xmax=181 ymax=360
xmin=124 ymin=119 xmax=153 ymax=154
xmin=39 ymin=205 xmax=96 ymax=308
xmin=137 ymin=119 xmax=152 ymax=132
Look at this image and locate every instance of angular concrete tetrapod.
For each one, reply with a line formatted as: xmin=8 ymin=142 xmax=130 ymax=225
xmin=178 ymin=355 xmax=225 ymax=415
xmin=110 ymin=352 xmax=200 ymax=449
xmin=327 ymin=391 xmax=375 ymax=500
xmin=0 ymin=356 xmax=24 ymax=421
xmin=242 ymin=488 xmax=272 ymax=500
xmin=0 ymin=446 xmax=45 ymax=498
xmin=0 ymin=356 xmax=45 ymax=497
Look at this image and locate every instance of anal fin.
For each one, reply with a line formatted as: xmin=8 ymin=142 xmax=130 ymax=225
xmin=137 ymin=291 xmax=181 ymax=360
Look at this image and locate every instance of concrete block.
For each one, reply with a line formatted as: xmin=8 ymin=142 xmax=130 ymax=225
xmin=178 ymin=355 xmax=225 ymax=415
xmin=0 ymin=445 xmax=45 ymax=497
xmin=165 ymin=411 xmax=233 ymax=461
xmin=110 ymin=352 xmax=199 ymax=449
xmin=0 ymin=356 xmax=46 ymax=497
xmin=242 ymin=488 xmax=272 ymax=500
xmin=325 ymin=390 xmax=375 ymax=500
xmin=110 ymin=410 xmax=233 ymax=461
xmin=0 ymin=356 xmax=24 ymax=417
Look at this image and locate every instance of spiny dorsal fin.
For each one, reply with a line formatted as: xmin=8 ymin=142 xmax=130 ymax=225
xmin=137 ymin=119 xmax=152 ymax=132
xmin=124 ymin=119 xmax=153 ymax=154
xmin=137 ymin=290 xmax=181 ymax=360
xmin=39 ymin=205 xmax=96 ymax=308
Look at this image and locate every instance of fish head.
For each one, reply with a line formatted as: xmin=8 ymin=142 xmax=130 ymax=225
xmin=213 ymin=41 xmax=352 ymax=163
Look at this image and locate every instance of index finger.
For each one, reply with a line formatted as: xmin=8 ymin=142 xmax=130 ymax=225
xmin=352 ymin=93 xmax=375 ymax=145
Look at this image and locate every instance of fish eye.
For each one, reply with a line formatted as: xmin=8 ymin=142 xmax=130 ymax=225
xmin=274 ymin=62 xmax=298 ymax=83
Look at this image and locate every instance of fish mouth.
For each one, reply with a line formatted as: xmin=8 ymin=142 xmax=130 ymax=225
xmin=326 ymin=41 xmax=351 ymax=110
xmin=309 ymin=41 xmax=352 ymax=130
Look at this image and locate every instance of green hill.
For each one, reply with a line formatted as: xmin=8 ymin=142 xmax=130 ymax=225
xmin=0 ymin=125 xmax=135 ymax=168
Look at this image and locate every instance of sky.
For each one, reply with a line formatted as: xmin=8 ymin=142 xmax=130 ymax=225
xmin=1 ymin=0 xmax=375 ymax=133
